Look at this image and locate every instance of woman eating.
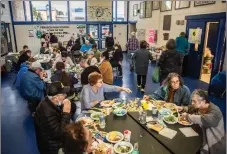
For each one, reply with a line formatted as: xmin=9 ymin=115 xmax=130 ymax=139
xmin=80 ymin=72 xmax=131 ymax=110
xmin=98 ymin=51 xmax=113 ymax=85
xmin=176 ymin=89 xmax=226 ymax=154
xmin=150 ymin=73 xmax=191 ymax=106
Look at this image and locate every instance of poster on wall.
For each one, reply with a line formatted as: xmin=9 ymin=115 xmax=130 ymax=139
xmin=137 ymin=29 xmax=146 ymax=41
xmin=28 ymin=30 xmax=34 ymax=37
xmin=148 ymin=29 xmax=157 ymax=43
xmin=87 ymin=6 xmax=112 ymax=21
xmin=188 ymin=28 xmax=202 ymax=44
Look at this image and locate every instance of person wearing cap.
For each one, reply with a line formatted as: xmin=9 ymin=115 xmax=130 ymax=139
xmin=80 ymin=72 xmax=131 ymax=110
xmin=34 ymin=81 xmax=72 ymax=154
xmin=87 ymin=50 xmax=98 ymax=66
xmin=80 ymin=40 xmax=92 ymax=53
xmin=79 ymin=57 xmax=101 ymax=85
xmin=19 ymin=61 xmax=47 ymax=113
xmin=126 ymin=32 xmax=140 ymax=71
xmin=53 ymin=51 xmax=74 ymax=69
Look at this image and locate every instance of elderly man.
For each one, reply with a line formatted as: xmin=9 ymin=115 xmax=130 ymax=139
xmin=19 ymin=61 xmax=46 ymax=113
xmin=80 ymin=40 xmax=92 ymax=53
xmin=126 ymin=32 xmax=140 ymax=71
xmin=34 ymin=81 xmax=72 ymax=154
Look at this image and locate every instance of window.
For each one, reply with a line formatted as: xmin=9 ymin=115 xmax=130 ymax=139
xmin=113 ymin=1 xmax=127 ymax=21
xmin=24 ymin=1 xmax=31 ymax=21
xmin=51 ymin=1 xmax=68 ymax=21
xmin=31 ymin=1 xmax=50 ymax=21
xmin=11 ymin=1 xmax=25 ymax=21
xmin=70 ymin=1 xmax=85 ymax=21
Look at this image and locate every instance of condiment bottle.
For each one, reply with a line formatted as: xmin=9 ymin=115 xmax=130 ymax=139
xmin=123 ymin=130 xmax=131 ymax=142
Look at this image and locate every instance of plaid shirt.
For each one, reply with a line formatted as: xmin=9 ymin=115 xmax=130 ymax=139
xmin=127 ymin=38 xmax=139 ymax=50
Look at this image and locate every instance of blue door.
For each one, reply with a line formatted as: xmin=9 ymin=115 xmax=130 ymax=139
xmin=186 ymin=21 xmax=206 ymax=78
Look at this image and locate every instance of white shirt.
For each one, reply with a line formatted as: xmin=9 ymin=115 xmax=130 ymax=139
xmin=89 ymin=57 xmax=98 ymax=66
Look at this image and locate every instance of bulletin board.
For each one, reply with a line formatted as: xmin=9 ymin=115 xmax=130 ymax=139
xmin=87 ymin=6 xmax=112 ymax=21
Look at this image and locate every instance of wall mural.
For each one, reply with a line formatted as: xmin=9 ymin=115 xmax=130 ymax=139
xmin=87 ymin=6 xmax=112 ymax=21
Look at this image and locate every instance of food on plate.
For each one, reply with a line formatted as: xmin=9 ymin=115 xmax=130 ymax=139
xmin=172 ymin=112 xmax=178 ymax=117
xmin=94 ymin=143 xmax=112 ymax=154
xmin=147 ymin=122 xmax=164 ymax=132
xmin=164 ymin=103 xmax=175 ymax=109
xmin=113 ymin=108 xmax=127 ymax=116
xmin=152 ymin=100 xmax=166 ymax=109
xmin=126 ymin=99 xmax=140 ymax=112
xmin=90 ymin=112 xmax=103 ymax=120
xmin=107 ymin=131 xmax=123 ymax=143
xmin=114 ymin=142 xmax=133 ymax=154
xmin=163 ymin=115 xmax=178 ymax=124
xmin=143 ymin=95 xmax=150 ymax=101
xmin=112 ymin=103 xmax=125 ymax=109
xmin=101 ymin=100 xmax=115 ymax=107
xmin=116 ymin=145 xmax=131 ymax=153
xmin=77 ymin=117 xmax=93 ymax=126
xmin=178 ymin=116 xmax=193 ymax=126
xmin=159 ymin=108 xmax=172 ymax=116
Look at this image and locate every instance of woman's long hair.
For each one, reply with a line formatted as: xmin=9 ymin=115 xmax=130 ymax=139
xmin=163 ymin=73 xmax=184 ymax=88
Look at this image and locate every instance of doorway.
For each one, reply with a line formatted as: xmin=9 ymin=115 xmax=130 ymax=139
xmin=200 ymin=22 xmax=219 ymax=83
xmin=87 ymin=24 xmax=113 ymax=49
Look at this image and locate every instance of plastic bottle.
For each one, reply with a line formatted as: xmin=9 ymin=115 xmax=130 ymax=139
xmin=124 ymin=130 xmax=131 ymax=142
xmin=122 ymin=95 xmax=126 ymax=104
xmin=99 ymin=113 xmax=106 ymax=129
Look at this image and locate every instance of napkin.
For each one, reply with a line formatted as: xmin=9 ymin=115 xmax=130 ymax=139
xmin=159 ymin=128 xmax=177 ymax=139
xmin=146 ymin=116 xmax=153 ymax=122
xmin=179 ymin=127 xmax=199 ymax=137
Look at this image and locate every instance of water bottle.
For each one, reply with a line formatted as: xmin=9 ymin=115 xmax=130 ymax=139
xmin=122 ymin=95 xmax=126 ymax=104
xmin=99 ymin=113 xmax=106 ymax=129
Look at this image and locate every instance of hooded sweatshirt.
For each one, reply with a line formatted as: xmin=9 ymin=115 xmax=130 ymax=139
xmin=15 ymin=63 xmax=29 ymax=89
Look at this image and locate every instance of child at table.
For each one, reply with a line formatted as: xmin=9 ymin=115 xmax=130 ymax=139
xmin=176 ymin=89 xmax=226 ymax=154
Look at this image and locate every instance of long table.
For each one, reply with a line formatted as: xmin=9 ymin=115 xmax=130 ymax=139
xmin=128 ymin=112 xmax=203 ymax=154
xmin=78 ymin=112 xmax=171 ymax=154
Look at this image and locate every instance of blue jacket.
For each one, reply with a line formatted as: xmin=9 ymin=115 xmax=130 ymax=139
xmin=150 ymin=85 xmax=191 ymax=106
xmin=15 ymin=63 xmax=29 ymax=89
xmin=176 ymin=36 xmax=190 ymax=55
xmin=20 ymin=69 xmax=45 ymax=102
xmin=211 ymin=72 xmax=226 ymax=89
xmin=80 ymin=44 xmax=92 ymax=52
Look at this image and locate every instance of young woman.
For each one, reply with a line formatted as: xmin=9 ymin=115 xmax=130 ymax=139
xmin=59 ymin=122 xmax=93 ymax=154
xmin=87 ymin=51 xmax=98 ymax=66
xmin=150 ymin=73 xmax=191 ymax=106
xmin=176 ymin=89 xmax=226 ymax=154
xmin=98 ymin=51 xmax=113 ymax=85
xmin=40 ymin=42 xmax=50 ymax=54
xmin=132 ymin=40 xmax=152 ymax=92
xmin=80 ymin=72 xmax=131 ymax=110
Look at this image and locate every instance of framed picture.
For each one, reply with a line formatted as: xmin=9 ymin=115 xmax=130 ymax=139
xmin=140 ymin=2 xmax=145 ymax=18
xmin=175 ymin=1 xmax=190 ymax=10
xmin=160 ymin=1 xmax=172 ymax=12
xmin=133 ymin=4 xmax=138 ymax=16
xmin=194 ymin=1 xmax=215 ymax=7
xmin=145 ymin=1 xmax=152 ymax=18
xmin=152 ymin=1 xmax=160 ymax=10
xmin=222 ymin=1 xmax=226 ymax=3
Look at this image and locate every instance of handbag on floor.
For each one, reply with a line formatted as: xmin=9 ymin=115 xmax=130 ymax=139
xmin=152 ymin=66 xmax=160 ymax=83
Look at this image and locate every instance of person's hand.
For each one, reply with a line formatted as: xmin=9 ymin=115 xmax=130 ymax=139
xmin=63 ymin=99 xmax=71 ymax=113
xmin=176 ymin=106 xmax=184 ymax=112
xmin=181 ymin=112 xmax=188 ymax=120
xmin=92 ymin=101 xmax=99 ymax=106
xmin=123 ymin=88 xmax=132 ymax=94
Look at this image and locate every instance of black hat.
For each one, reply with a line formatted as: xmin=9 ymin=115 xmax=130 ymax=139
xmin=47 ymin=81 xmax=70 ymax=96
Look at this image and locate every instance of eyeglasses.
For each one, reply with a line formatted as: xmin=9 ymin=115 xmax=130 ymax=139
xmin=171 ymin=80 xmax=180 ymax=84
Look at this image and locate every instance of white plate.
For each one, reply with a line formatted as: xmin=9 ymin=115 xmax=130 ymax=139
xmin=114 ymin=141 xmax=134 ymax=154
xmin=90 ymin=112 xmax=102 ymax=121
xmin=113 ymin=108 xmax=127 ymax=116
xmin=112 ymin=103 xmax=125 ymax=109
xmin=163 ymin=115 xmax=178 ymax=124
xmin=106 ymin=131 xmax=124 ymax=143
xmin=100 ymin=100 xmax=114 ymax=107
xmin=178 ymin=116 xmax=193 ymax=126
xmin=76 ymin=117 xmax=93 ymax=125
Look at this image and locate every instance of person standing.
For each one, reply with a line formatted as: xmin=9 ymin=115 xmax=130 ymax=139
xmin=132 ymin=40 xmax=152 ymax=92
xmin=66 ymin=36 xmax=75 ymax=48
xmin=105 ymin=32 xmax=114 ymax=51
xmin=158 ymin=39 xmax=183 ymax=85
xmin=110 ymin=44 xmax=123 ymax=77
xmin=76 ymin=34 xmax=85 ymax=47
xmin=126 ymin=32 xmax=140 ymax=71
xmin=87 ymin=34 xmax=96 ymax=45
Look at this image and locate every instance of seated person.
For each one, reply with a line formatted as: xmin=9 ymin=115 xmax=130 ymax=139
xmin=80 ymin=40 xmax=92 ymax=53
xmin=52 ymin=48 xmax=61 ymax=59
xmin=110 ymin=44 xmax=123 ymax=76
xmin=90 ymin=44 xmax=101 ymax=62
xmin=99 ymin=51 xmax=113 ymax=85
xmin=15 ymin=57 xmax=36 ymax=89
xmin=150 ymin=73 xmax=191 ymax=106
xmin=51 ymin=62 xmax=78 ymax=98
xmin=67 ymin=36 xmax=75 ymax=48
xmin=58 ymin=41 xmax=67 ymax=52
xmin=16 ymin=50 xmax=32 ymax=71
xmin=59 ymin=122 xmax=93 ymax=154
xmin=176 ymin=89 xmax=226 ymax=154
xmin=19 ymin=61 xmax=46 ymax=113
xmin=80 ymin=72 xmax=131 ymax=110
xmin=40 ymin=42 xmax=50 ymax=54
xmin=209 ymin=71 xmax=226 ymax=97
xmin=79 ymin=57 xmax=101 ymax=85
xmin=87 ymin=51 xmax=98 ymax=66
xmin=34 ymin=82 xmax=72 ymax=154
xmin=19 ymin=45 xmax=29 ymax=55
xmin=53 ymin=51 xmax=74 ymax=69
xmin=87 ymin=34 xmax=96 ymax=45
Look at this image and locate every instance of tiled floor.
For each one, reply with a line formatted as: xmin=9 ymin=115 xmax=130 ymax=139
xmin=1 ymin=54 xmax=225 ymax=154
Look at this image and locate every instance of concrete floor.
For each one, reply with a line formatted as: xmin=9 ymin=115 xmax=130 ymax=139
xmin=1 ymin=54 xmax=225 ymax=154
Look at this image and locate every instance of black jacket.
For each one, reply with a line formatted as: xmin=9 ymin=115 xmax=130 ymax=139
xmin=15 ymin=51 xmax=30 ymax=71
xmin=81 ymin=66 xmax=100 ymax=85
xmin=105 ymin=36 xmax=114 ymax=48
xmin=34 ymin=97 xmax=71 ymax=154
xmin=158 ymin=49 xmax=183 ymax=82
xmin=50 ymin=35 xmax=58 ymax=44
xmin=112 ymin=48 xmax=123 ymax=62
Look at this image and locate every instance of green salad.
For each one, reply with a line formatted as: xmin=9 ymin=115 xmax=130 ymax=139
xmin=164 ymin=115 xmax=176 ymax=122
xmin=116 ymin=145 xmax=131 ymax=153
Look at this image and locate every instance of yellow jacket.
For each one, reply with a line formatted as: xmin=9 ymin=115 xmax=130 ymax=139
xmin=99 ymin=60 xmax=113 ymax=84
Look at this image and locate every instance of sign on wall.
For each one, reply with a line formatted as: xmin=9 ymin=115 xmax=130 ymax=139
xmin=188 ymin=28 xmax=202 ymax=44
xmin=137 ymin=29 xmax=146 ymax=41
xmin=148 ymin=29 xmax=157 ymax=43
xmin=87 ymin=6 xmax=112 ymax=21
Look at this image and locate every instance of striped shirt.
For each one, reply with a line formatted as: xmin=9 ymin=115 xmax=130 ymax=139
xmin=127 ymin=37 xmax=140 ymax=50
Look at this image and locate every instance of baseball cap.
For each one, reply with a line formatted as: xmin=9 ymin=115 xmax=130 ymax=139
xmin=46 ymin=81 xmax=71 ymax=96
xmin=87 ymin=51 xmax=94 ymax=55
xmin=31 ymin=61 xmax=44 ymax=70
